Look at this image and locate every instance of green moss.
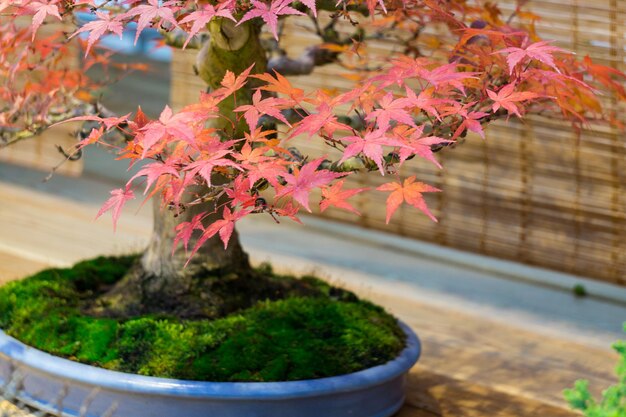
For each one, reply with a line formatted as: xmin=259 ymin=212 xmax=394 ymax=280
xmin=0 ymin=256 xmax=405 ymax=382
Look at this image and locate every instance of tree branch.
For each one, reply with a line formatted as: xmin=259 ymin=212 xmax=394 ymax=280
xmin=267 ymin=44 xmax=339 ymax=76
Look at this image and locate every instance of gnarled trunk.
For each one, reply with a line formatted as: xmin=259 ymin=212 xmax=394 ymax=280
xmin=88 ymin=20 xmax=276 ymax=319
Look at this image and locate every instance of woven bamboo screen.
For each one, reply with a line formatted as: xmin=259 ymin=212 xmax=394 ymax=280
xmin=171 ymin=0 xmax=626 ymax=285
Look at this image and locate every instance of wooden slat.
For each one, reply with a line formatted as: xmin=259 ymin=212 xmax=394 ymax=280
xmin=170 ymin=0 xmax=626 ymax=286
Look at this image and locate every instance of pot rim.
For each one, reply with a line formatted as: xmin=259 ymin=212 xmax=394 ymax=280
xmin=0 ymin=321 xmax=419 ymax=400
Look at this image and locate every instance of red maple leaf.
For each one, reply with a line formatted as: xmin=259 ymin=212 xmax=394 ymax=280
xmin=139 ymin=106 xmax=196 ymax=157
xmin=179 ymin=4 xmax=235 ymax=48
xmin=450 ymin=103 xmax=488 ymax=139
xmin=182 ymin=92 xmax=222 ymax=120
xmin=366 ymin=93 xmax=415 ymax=131
xmin=487 ymin=83 xmax=539 ymax=117
xmin=496 ymin=40 xmax=566 ymax=74
xmin=225 ymin=176 xmax=256 ymax=207
xmin=96 ymin=186 xmax=135 ymax=231
xmin=320 ymin=180 xmax=368 ymax=215
xmin=405 ymin=87 xmax=449 ymax=120
xmin=290 ymin=103 xmax=351 ymax=139
xmin=190 ymin=208 xmax=250 ymax=254
xmin=418 ymin=64 xmax=475 ymax=94
xmin=234 ymin=90 xmax=290 ymax=132
xmin=215 ymin=64 xmax=255 ymax=98
xmin=394 ymin=127 xmax=450 ymax=168
xmin=277 ymin=157 xmax=344 ymax=211
xmin=173 ymin=213 xmax=205 ymax=253
xmin=69 ymin=12 xmax=124 ymax=56
xmin=128 ymin=161 xmax=180 ymax=194
xmin=25 ymin=1 xmax=62 ymax=40
xmin=339 ymin=130 xmax=403 ymax=174
xmin=238 ymin=0 xmax=304 ymax=39
xmin=76 ymin=126 xmax=105 ymax=150
xmin=184 ymin=151 xmax=241 ymax=187
xmin=377 ymin=177 xmax=439 ymax=224
xmin=252 ymin=71 xmax=304 ymax=103
xmin=123 ymin=0 xmax=179 ymax=44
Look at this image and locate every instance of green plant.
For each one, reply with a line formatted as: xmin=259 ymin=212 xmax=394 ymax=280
xmin=564 ymin=325 xmax=626 ymax=417
xmin=0 ymin=256 xmax=405 ymax=382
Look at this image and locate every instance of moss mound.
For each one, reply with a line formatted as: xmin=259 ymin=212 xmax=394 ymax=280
xmin=0 ymin=256 xmax=406 ymax=382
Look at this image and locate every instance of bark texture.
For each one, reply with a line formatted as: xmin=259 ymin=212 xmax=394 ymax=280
xmin=88 ymin=20 xmax=278 ymax=319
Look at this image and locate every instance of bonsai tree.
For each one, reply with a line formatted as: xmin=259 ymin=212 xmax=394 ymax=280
xmin=0 ymin=0 xmax=623 ymax=369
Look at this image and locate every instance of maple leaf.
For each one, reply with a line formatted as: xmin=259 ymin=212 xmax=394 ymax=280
xmin=450 ymin=103 xmax=488 ymax=139
xmin=339 ymin=130 xmax=403 ymax=174
xmin=214 ymin=64 xmax=254 ymax=98
xmin=496 ymin=40 xmax=566 ymax=74
xmin=246 ymin=160 xmax=289 ymax=188
xmin=487 ymin=83 xmax=539 ymax=117
xmin=238 ymin=0 xmax=304 ymax=39
xmin=272 ymin=200 xmax=302 ymax=224
xmin=277 ymin=157 xmax=344 ymax=211
xmin=582 ymin=55 xmax=626 ymax=100
xmin=405 ymin=87 xmax=448 ymax=120
xmin=76 ymin=126 xmax=104 ymax=150
xmin=124 ymin=0 xmax=179 ymax=44
xmin=27 ymin=2 xmax=62 ymax=40
xmin=377 ymin=177 xmax=439 ymax=224
xmin=128 ymin=161 xmax=180 ymax=194
xmin=252 ymin=71 xmax=304 ymax=103
xmin=96 ymin=186 xmax=135 ymax=232
xmin=233 ymin=142 xmax=267 ymax=167
xmin=139 ymin=106 xmax=195 ymax=157
xmin=320 ymin=180 xmax=368 ymax=215
xmin=179 ymin=4 xmax=235 ymax=49
xmin=133 ymin=106 xmax=150 ymax=130
xmin=184 ymin=151 xmax=241 ymax=187
xmin=299 ymin=0 xmax=317 ymax=16
xmin=394 ymin=127 xmax=450 ymax=168
xmin=366 ymin=93 xmax=415 ymax=131
xmin=69 ymin=12 xmax=124 ymax=56
xmin=173 ymin=213 xmax=205 ymax=253
xmin=418 ymin=64 xmax=475 ymax=94
xmin=225 ymin=175 xmax=256 ymax=207
xmin=190 ymin=208 xmax=249 ymax=254
xmin=234 ymin=90 xmax=291 ymax=131
xmin=289 ymin=103 xmax=350 ymax=139
xmin=182 ymin=92 xmax=222 ymax=120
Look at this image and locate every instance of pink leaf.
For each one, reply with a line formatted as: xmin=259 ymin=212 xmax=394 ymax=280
xmin=124 ymin=0 xmax=179 ymax=44
xmin=496 ymin=40 xmax=566 ymax=74
xmin=238 ymin=0 xmax=304 ymax=39
xmin=69 ymin=12 xmax=124 ymax=56
xmin=96 ymin=186 xmax=135 ymax=232
xmin=277 ymin=157 xmax=344 ymax=211
xmin=179 ymin=4 xmax=235 ymax=49
xmin=377 ymin=177 xmax=439 ymax=224
xmin=320 ymin=180 xmax=368 ymax=215
xmin=28 ymin=2 xmax=62 ymax=40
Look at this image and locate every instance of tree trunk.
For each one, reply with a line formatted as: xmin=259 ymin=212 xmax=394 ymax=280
xmin=88 ymin=20 xmax=278 ymax=319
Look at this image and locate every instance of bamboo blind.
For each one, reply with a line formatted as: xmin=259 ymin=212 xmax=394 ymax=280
xmin=171 ymin=0 xmax=626 ymax=285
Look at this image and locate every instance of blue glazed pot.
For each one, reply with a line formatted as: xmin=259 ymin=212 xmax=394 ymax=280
xmin=0 ymin=322 xmax=420 ymax=417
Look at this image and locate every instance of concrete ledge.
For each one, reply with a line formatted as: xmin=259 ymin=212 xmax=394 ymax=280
xmin=298 ymin=215 xmax=626 ymax=306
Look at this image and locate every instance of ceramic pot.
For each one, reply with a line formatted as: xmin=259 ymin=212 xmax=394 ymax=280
xmin=0 ymin=322 xmax=420 ymax=417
